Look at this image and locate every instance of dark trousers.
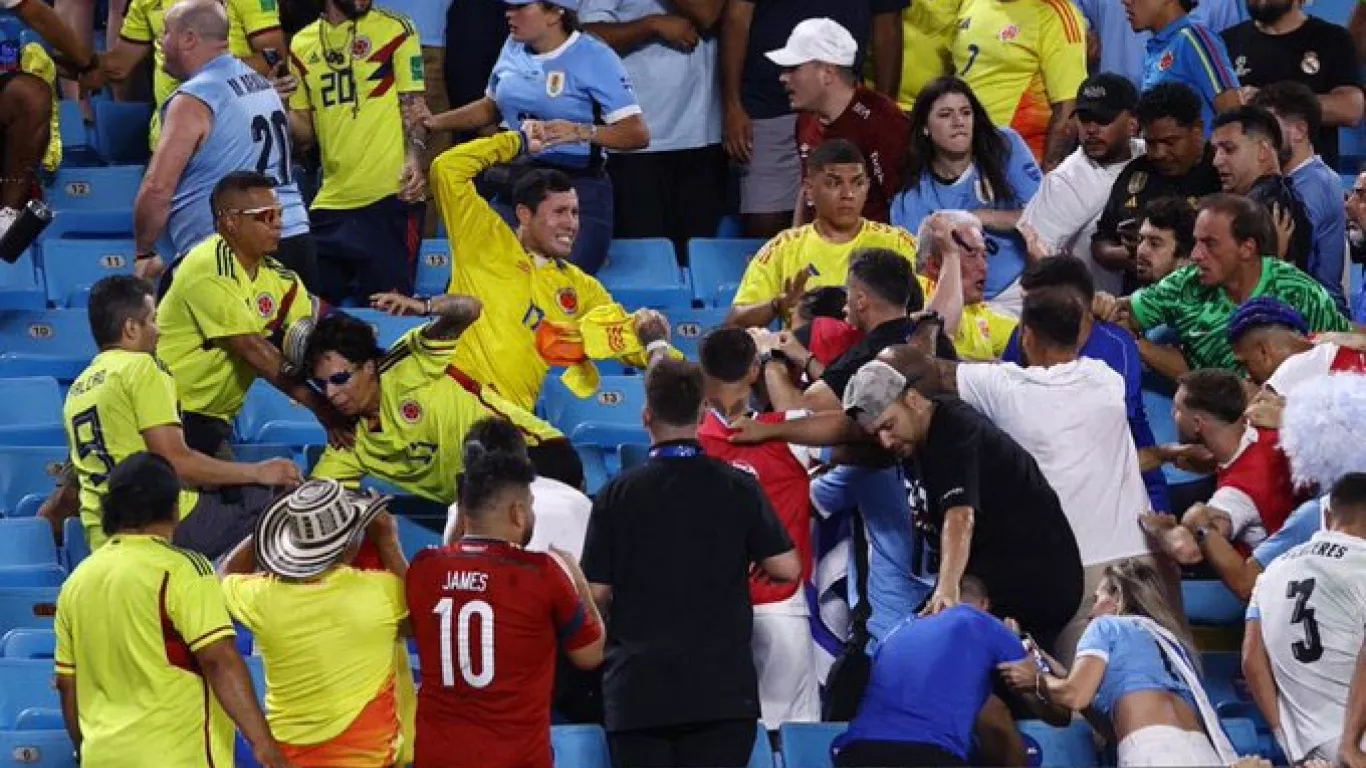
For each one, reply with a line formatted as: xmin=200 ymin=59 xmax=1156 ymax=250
xmin=183 ymin=412 xmax=235 ymax=460
xmin=173 ymin=484 xmax=278 ymax=562
xmin=274 ymin=232 xmax=319 ymax=294
xmin=491 ymin=171 xmax=613 ymax=274
xmin=608 ymin=719 xmax=757 ymax=768
xmin=312 ymin=195 xmax=422 ymax=305
xmin=833 ymin=740 xmax=967 ymax=768
xmin=608 ymin=145 xmax=728 ymax=260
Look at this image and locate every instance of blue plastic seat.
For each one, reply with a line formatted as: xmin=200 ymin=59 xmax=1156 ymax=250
xmin=45 ymin=166 xmax=146 ymax=211
xmin=779 ymin=722 xmax=846 ymax=768
xmin=345 ymin=308 xmax=427 ymax=350
xmin=38 ymin=239 xmax=136 ymax=308
xmin=0 ymin=566 xmax=64 ymax=588
xmin=0 ymin=588 xmax=58 ymax=637
xmin=617 ymin=443 xmax=649 ymax=475
xmin=0 ymin=250 xmax=46 ymax=311
xmin=61 ymin=519 xmax=88 ymax=572
xmin=0 ymin=379 xmax=65 ymax=447
xmin=1183 ymin=580 xmax=1245 ymax=626
xmin=0 ymin=310 xmax=98 ymax=382
xmin=539 ymin=375 xmax=648 ymax=449
xmin=38 ymin=210 xmax=136 ymax=242
xmin=0 ymin=658 xmax=59 ymax=728
xmin=92 ymin=100 xmax=153 ymax=165
xmin=1017 ymin=719 xmax=1098 ymax=768
xmin=1202 ymin=650 xmax=1246 ymax=707
xmin=552 ymin=724 xmax=611 ymax=768
xmin=57 ymin=99 xmax=97 ymax=165
xmin=0 ymin=446 xmax=67 ymax=518
xmin=688 ymin=238 xmax=765 ymax=307
xmin=0 ymin=520 xmax=58 ymax=570
xmin=13 ymin=708 xmax=63 ymax=730
xmin=1221 ymin=717 xmax=1261 ymax=757
xmin=597 ymin=239 xmax=692 ymax=309
xmin=0 ymin=629 xmax=55 ymax=660
xmin=234 ymin=382 xmax=325 ymax=446
xmin=748 ymin=724 xmax=775 ymax=768
xmin=415 ymin=238 xmax=453 ymax=297
xmin=662 ymin=306 xmax=729 ymax=361
xmin=0 ymin=729 xmax=77 ymax=768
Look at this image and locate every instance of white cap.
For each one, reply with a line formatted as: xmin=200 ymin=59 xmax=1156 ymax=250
xmin=765 ymin=18 xmax=857 ymax=68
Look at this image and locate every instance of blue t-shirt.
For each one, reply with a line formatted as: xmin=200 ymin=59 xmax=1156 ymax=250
xmin=812 ymin=464 xmax=933 ymax=654
xmin=1252 ymin=497 xmax=1324 ymax=568
xmin=836 ymin=606 xmax=1028 ymax=760
xmin=378 ymin=0 xmax=453 ymax=47
xmin=1141 ymin=15 xmax=1239 ymax=134
xmin=168 ymin=55 xmax=309 ymax=254
xmin=1291 ymin=157 xmax=1348 ymax=313
xmin=487 ymin=31 xmax=642 ymax=170
xmin=1075 ymin=615 xmax=1198 ymax=719
xmin=889 ymin=128 xmax=1041 ymax=298
xmin=1003 ymin=320 xmax=1170 ymax=512
xmin=1076 ymin=0 xmax=1247 ymax=86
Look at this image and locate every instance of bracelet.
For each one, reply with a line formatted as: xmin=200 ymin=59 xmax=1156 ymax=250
xmin=645 ymin=340 xmax=669 ymax=355
xmin=423 ymin=297 xmax=433 ymax=317
xmin=135 ymin=251 xmax=158 ymax=261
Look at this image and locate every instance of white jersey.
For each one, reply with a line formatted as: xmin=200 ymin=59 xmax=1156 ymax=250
xmin=1249 ymin=530 xmax=1366 ymax=761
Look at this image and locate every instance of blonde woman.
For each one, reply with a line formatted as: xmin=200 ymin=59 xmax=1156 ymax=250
xmin=1000 ymin=559 xmax=1237 ymax=767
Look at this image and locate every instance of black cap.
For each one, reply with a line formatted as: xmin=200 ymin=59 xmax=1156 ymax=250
xmin=1074 ymin=73 xmax=1139 ymax=123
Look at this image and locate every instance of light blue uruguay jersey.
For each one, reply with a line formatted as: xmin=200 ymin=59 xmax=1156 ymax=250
xmin=167 ymin=54 xmax=309 ymax=255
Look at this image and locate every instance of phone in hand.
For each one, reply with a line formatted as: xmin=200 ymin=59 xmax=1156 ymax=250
xmin=262 ymin=47 xmax=284 ymax=75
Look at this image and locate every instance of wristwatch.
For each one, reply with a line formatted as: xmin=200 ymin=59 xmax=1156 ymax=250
xmin=758 ymin=351 xmax=780 ymax=368
xmin=1194 ymin=527 xmax=1210 ymax=546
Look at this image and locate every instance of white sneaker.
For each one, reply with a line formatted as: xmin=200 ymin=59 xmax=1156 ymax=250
xmin=0 ymin=207 xmax=17 ymax=241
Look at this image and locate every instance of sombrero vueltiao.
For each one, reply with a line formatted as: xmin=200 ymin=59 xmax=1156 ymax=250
xmin=254 ymin=479 xmax=388 ymax=579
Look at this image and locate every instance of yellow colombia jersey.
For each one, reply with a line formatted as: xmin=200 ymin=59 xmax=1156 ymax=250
xmin=120 ymin=0 xmax=278 ymax=146
xmin=288 ymin=8 xmax=424 ymax=210
xmin=312 ymin=327 xmax=564 ymax=505
xmin=951 ymin=0 xmax=1087 ymax=161
xmin=55 ymin=535 xmax=236 ymax=768
xmin=63 ymin=349 xmax=200 ymax=550
xmin=221 ymin=568 xmax=407 ymax=749
xmin=896 ymin=0 xmax=961 ymax=111
xmin=917 ymin=275 xmax=1018 ymax=362
xmin=733 ymin=220 xmax=918 ymax=310
xmin=432 ymin=132 xmax=622 ymax=412
xmin=157 ymin=234 xmax=312 ymax=422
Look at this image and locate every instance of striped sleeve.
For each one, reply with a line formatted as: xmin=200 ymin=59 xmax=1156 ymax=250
xmin=1179 ymin=24 xmax=1239 ymax=93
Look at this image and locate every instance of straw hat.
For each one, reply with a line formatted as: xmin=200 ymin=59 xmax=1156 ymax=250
xmin=253 ymin=479 xmax=387 ymax=579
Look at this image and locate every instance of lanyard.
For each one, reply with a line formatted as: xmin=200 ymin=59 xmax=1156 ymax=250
xmin=649 ymin=444 xmax=701 ymax=460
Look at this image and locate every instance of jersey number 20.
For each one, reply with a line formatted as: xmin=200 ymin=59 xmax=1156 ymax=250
xmin=433 ymin=597 xmax=495 ymax=688
xmin=252 ymin=112 xmax=293 ymax=186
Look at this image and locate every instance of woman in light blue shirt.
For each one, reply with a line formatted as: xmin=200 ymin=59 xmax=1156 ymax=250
xmin=426 ymin=0 xmax=648 ymax=273
xmin=1001 ymin=559 xmax=1234 ymax=767
xmin=890 ymin=77 xmax=1042 ymax=317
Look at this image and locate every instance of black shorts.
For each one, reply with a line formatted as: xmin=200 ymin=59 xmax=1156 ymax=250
xmin=173 ymin=484 xmax=280 ymax=562
xmin=311 ymin=195 xmax=422 ymax=305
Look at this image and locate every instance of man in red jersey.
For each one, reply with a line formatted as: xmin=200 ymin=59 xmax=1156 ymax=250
xmin=405 ymin=419 xmax=604 ymax=768
xmin=697 ymin=327 xmax=822 ymax=730
xmin=1227 ymin=297 xmax=1366 ymax=395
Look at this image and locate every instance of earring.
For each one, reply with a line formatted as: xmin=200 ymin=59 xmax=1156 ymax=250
xmin=922 ymin=128 xmax=930 ymax=136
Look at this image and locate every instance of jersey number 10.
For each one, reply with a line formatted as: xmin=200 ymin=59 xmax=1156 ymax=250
xmin=433 ymin=598 xmax=495 ymax=689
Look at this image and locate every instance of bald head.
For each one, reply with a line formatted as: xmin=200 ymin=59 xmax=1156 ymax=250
xmin=166 ymin=0 xmax=229 ymax=42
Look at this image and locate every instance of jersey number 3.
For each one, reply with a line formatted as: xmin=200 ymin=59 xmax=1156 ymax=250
xmin=433 ymin=597 xmax=495 ymax=689
xmin=252 ymin=111 xmax=293 ymax=186
xmin=1286 ymin=578 xmax=1324 ymax=664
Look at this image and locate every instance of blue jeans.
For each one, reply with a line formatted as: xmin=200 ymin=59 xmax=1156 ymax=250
xmin=492 ymin=171 xmax=614 ymax=275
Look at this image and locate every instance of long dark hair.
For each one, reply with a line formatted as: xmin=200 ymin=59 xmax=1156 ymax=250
xmin=903 ymin=77 xmax=1017 ymax=205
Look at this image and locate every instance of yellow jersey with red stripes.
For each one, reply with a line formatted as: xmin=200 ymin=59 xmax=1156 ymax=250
xmin=733 ymin=220 xmax=918 ymax=311
xmin=951 ymin=0 xmax=1087 ymax=161
xmin=287 ymin=8 xmax=425 ymax=209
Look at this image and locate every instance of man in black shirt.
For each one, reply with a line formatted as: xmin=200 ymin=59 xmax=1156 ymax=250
xmin=1210 ymin=106 xmax=1317 ymax=280
xmin=1093 ymin=82 xmax=1221 ymax=283
xmin=1222 ymin=0 xmax=1364 ymax=168
xmin=581 ymin=359 xmax=800 ymax=768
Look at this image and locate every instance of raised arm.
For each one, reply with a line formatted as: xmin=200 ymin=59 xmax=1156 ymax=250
xmin=370 ymin=292 xmax=483 ymax=342
xmin=16 ymin=0 xmax=93 ymax=70
xmin=729 ymin=409 xmax=866 ymax=447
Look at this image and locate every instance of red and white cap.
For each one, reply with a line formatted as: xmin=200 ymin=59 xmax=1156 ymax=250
xmin=765 ymin=18 xmax=858 ymax=68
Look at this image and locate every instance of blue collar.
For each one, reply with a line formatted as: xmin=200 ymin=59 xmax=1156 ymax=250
xmin=1150 ymin=14 xmax=1190 ymax=45
xmin=649 ymin=440 xmax=703 ymax=460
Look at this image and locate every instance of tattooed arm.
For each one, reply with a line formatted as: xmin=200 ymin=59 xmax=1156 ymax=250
xmin=398 ymin=93 xmax=431 ymax=202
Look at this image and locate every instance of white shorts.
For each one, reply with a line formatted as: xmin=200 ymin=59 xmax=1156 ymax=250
xmin=1117 ymin=725 xmax=1221 ymax=767
xmin=752 ymin=612 xmax=819 ymax=730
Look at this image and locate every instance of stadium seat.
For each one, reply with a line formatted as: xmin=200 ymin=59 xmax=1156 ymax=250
xmin=688 ymin=238 xmax=765 ymax=307
xmin=0 ymin=251 xmax=46 ymax=311
xmin=1183 ymin=580 xmax=1245 ymax=626
xmin=0 ymin=658 xmax=60 ymax=727
xmin=539 ymin=375 xmax=649 ymax=449
xmin=576 ymin=445 xmax=611 ymax=497
xmin=13 ymin=709 xmax=62 ymax=730
xmin=57 ymin=100 xmax=98 ymax=166
xmin=235 ymin=382 xmax=325 ymax=446
xmin=0 ymin=729 xmax=76 ymax=768
xmin=1308 ymin=0 xmax=1355 ymax=26
xmin=38 ymin=210 xmax=136 ymax=242
xmin=617 ymin=443 xmax=649 ymax=475
xmin=61 ymin=519 xmax=88 ymax=572
xmin=0 ymin=446 xmax=67 ymax=517
xmin=597 ymin=239 xmax=692 ymax=310
xmin=779 ymin=722 xmax=846 ymax=768
xmin=1017 ymin=719 xmax=1098 ymax=768
xmin=552 ymin=724 xmax=611 ymax=768
xmin=1202 ymin=651 xmax=1246 ymax=707
xmin=38 ymin=239 xmax=136 ymax=308
xmin=748 ymin=724 xmax=776 ymax=768
xmin=715 ymin=215 xmax=743 ymax=238
xmin=1221 ymin=717 xmax=1261 ymax=757
xmin=415 ymin=239 xmax=453 ymax=297
xmin=344 ymin=308 xmax=427 ymax=349
xmin=663 ymin=306 xmax=729 ymax=361
xmin=0 ymin=520 xmax=58 ymax=570
xmin=0 ymin=629 xmax=55 ymax=659
xmin=0 ymin=566 xmax=63 ymax=588
xmin=45 ymin=166 xmax=146 ymax=211
xmin=92 ymin=100 xmax=153 ymax=165
xmin=0 ymin=309 xmax=98 ymax=382
xmin=0 ymin=379 xmax=65 ymax=446
xmin=0 ymin=588 xmax=58 ymax=637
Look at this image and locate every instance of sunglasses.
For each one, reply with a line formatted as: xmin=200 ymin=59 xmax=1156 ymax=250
xmin=221 ymin=205 xmax=282 ymax=224
xmin=308 ymin=369 xmax=355 ymax=394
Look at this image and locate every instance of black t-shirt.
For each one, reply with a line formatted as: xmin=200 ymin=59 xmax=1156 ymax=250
xmin=915 ymin=398 xmax=1083 ymax=644
xmin=1248 ymin=174 xmax=1314 ymax=274
xmin=1222 ymin=17 xmax=1360 ymax=166
xmin=737 ymin=0 xmax=908 ymax=120
xmin=580 ymin=440 xmax=794 ymax=732
xmin=1094 ymin=144 xmax=1222 ymax=250
xmin=821 ymin=317 xmax=958 ymax=399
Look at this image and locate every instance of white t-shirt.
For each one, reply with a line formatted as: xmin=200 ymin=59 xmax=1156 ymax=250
xmin=1267 ymin=343 xmax=1342 ymax=397
xmin=444 ymin=476 xmax=593 ymax=561
xmin=1249 ymin=530 xmax=1366 ymax=761
xmin=956 ymin=357 xmax=1151 ymax=566
xmin=1018 ymin=140 xmax=1144 ymax=296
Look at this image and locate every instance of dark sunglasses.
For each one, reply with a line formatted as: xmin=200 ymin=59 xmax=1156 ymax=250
xmin=308 ymin=369 xmax=355 ymax=394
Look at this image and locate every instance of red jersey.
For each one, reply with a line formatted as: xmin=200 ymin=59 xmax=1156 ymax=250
xmin=697 ymin=410 xmax=815 ymax=605
xmin=1214 ymin=426 xmax=1301 ymax=550
xmin=796 ymin=86 xmax=910 ymax=224
xmin=405 ymin=539 xmax=601 ymax=768
xmin=1267 ymin=342 xmax=1366 ymax=396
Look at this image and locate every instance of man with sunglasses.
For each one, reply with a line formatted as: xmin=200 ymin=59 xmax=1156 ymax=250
xmin=158 ymin=171 xmax=349 ymax=461
xmin=128 ymin=0 xmax=312 ymax=285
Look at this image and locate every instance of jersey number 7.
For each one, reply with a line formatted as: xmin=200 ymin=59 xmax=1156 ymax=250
xmin=433 ymin=597 xmax=495 ymax=688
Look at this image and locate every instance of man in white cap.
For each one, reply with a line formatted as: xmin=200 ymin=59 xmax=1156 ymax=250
xmin=767 ymin=17 xmax=910 ymax=226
